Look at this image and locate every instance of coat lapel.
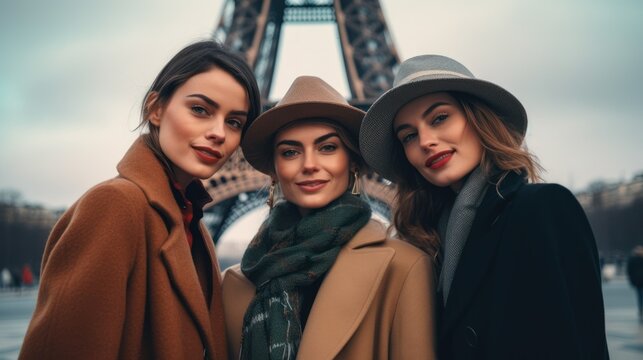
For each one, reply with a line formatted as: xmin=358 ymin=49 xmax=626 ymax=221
xmin=117 ymin=137 xmax=215 ymax=352
xmin=160 ymin=232 xmax=215 ymax=345
xmin=440 ymin=172 xmax=525 ymax=339
xmin=297 ymin=221 xmax=392 ymax=360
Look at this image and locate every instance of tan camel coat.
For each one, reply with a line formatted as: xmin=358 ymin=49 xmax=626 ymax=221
xmin=19 ymin=138 xmax=228 ymax=360
xmin=222 ymin=220 xmax=436 ymax=359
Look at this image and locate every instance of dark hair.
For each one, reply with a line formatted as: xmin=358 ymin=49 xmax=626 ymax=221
xmin=139 ymin=40 xmax=261 ymax=170
xmin=392 ymin=91 xmax=541 ymax=258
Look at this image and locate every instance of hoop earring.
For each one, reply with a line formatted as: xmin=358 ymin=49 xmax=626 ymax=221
xmin=351 ymin=171 xmax=361 ymax=196
xmin=267 ymin=180 xmax=276 ymax=208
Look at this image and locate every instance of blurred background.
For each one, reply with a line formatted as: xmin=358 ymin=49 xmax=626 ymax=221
xmin=1 ymin=0 xmax=642 ymax=358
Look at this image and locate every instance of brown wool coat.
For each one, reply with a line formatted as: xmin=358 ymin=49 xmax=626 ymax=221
xmin=223 ymin=220 xmax=436 ymax=360
xmin=19 ymin=138 xmax=228 ymax=360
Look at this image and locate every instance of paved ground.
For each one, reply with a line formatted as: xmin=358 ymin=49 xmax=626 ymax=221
xmin=1 ymin=280 xmax=642 ymax=359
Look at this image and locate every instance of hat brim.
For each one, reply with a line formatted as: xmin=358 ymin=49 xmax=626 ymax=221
xmin=242 ymin=101 xmax=365 ymax=174
xmin=359 ymin=77 xmax=527 ymax=182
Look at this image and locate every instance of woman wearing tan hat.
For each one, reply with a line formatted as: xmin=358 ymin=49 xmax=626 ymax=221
xmin=222 ymin=76 xmax=435 ymax=360
xmin=360 ymin=55 xmax=608 ymax=359
xmin=20 ymin=41 xmax=260 ymax=359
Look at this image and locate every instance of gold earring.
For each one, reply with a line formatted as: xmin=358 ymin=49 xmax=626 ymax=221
xmin=267 ymin=180 xmax=276 ymax=208
xmin=351 ymin=171 xmax=361 ymax=196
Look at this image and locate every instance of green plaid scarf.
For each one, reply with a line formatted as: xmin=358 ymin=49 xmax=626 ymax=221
xmin=239 ymin=192 xmax=371 ymax=360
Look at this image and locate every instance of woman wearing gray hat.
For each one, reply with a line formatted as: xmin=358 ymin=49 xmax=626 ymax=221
xmin=221 ymin=76 xmax=436 ymax=360
xmin=360 ymin=55 xmax=608 ymax=359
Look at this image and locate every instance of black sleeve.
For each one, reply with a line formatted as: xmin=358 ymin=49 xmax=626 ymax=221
xmin=514 ymin=184 xmax=609 ymax=359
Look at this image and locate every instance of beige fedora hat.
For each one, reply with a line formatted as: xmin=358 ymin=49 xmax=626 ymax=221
xmin=360 ymin=54 xmax=527 ymax=182
xmin=242 ymin=76 xmax=365 ymax=175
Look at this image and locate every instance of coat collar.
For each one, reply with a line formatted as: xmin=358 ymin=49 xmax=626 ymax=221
xmin=297 ymin=220 xmax=391 ymax=359
xmin=225 ymin=220 xmax=391 ymax=359
xmin=440 ymin=171 xmax=525 ymax=339
xmin=117 ymin=137 xmax=183 ymax=227
xmin=116 ymin=137 xmax=219 ymax=355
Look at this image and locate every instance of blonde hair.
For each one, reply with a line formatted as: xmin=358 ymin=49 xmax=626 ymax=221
xmin=392 ymin=92 xmax=542 ymax=258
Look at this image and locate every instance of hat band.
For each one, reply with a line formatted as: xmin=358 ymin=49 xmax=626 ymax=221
xmin=396 ymin=70 xmax=471 ymax=86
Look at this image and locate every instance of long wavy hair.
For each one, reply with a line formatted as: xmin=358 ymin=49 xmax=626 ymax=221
xmin=392 ymin=92 xmax=542 ymax=258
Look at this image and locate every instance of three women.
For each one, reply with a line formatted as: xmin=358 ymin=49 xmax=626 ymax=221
xmin=20 ymin=41 xmax=260 ymax=359
xmin=20 ymin=38 xmax=607 ymax=359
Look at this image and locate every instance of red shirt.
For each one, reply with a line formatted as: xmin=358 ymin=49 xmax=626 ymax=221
xmin=169 ymin=179 xmax=212 ymax=248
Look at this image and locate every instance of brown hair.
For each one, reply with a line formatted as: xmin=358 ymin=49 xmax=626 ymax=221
xmin=392 ymin=92 xmax=542 ymax=258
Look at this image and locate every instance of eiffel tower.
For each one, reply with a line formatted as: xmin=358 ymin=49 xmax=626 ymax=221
xmin=205 ymin=0 xmax=399 ymax=243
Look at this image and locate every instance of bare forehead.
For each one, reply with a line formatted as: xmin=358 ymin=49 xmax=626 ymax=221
xmin=176 ymin=68 xmax=248 ymax=107
xmin=274 ymin=122 xmax=337 ymax=143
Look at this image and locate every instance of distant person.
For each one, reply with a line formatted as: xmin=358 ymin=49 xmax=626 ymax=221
xmin=1 ymin=268 xmax=11 ymax=289
xmin=222 ymin=76 xmax=435 ymax=359
xmin=626 ymin=246 xmax=643 ymax=322
xmin=21 ymin=264 xmax=34 ymax=287
xmin=19 ymin=40 xmax=260 ymax=359
xmin=360 ymin=55 xmax=609 ymax=359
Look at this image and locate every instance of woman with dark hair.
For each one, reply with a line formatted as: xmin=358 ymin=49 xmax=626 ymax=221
xmin=360 ymin=55 xmax=609 ymax=359
xmin=222 ymin=76 xmax=435 ymax=360
xmin=20 ymin=40 xmax=260 ymax=360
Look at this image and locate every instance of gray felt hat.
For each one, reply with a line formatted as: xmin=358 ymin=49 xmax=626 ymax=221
xmin=359 ymin=54 xmax=527 ymax=182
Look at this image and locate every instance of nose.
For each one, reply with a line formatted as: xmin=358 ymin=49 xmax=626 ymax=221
xmin=418 ymin=126 xmax=438 ymax=153
xmin=302 ymin=152 xmax=320 ymax=174
xmin=205 ymin=117 xmax=226 ymax=144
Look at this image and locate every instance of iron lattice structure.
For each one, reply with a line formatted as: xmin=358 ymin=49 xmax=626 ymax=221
xmin=206 ymin=0 xmax=399 ymax=242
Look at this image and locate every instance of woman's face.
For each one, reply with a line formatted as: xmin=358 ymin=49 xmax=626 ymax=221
xmin=273 ymin=122 xmax=352 ymax=214
xmin=150 ymin=67 xmax=249 ymax=187
xmin=393 ymin=92 xmax=483 ymax=191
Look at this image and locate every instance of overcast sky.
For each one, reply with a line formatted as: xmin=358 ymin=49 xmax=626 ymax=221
xmin=1 ymin=0 xmax=642 ymax=210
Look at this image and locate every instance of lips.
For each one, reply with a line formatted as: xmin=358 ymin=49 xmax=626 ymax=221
xmin=425 ymin=150 xmax=454 ymax=169
xmin=193 ymin=146 xmax=223 ymax=164
xmin=295 ymin=179 xmax=329 ymax=192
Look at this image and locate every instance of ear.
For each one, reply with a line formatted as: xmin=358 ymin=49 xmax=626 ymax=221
xmin=145 ymin=92 xmax=163 ymax=127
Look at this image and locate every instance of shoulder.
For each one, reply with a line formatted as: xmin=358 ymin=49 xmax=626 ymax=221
xmin=351 ymin=220 xmax=433 ymax=276
xmin=56 ymin=178 xmax=150 ymax=233
xmin=505 ymin=182 xmax=584 ymax=221
xmin=513 ymin=182 xmax=578 ymax=207
xmin=222 ymin=263 xmax=252 ymax=285
xmin=73 ymin=178 xmax=148 ymax=215
xmin=222 ymin=263 xmax=243 ymax=279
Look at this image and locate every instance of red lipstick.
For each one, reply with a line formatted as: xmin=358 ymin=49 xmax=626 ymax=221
xmin=193 ymin=146 xmax=223 ymax=165
xmin=425 ymin=150 xmax=454 ymax=169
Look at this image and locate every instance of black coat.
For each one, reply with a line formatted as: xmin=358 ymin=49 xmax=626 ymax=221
xmin=437 ymin=172 xmax=609 ymax=360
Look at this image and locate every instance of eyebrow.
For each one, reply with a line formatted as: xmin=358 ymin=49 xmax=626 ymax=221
xmin=275 ymin=132 xmax=340 ymax=148
xmin=187 ymin=94 xmax=248 ymax=117
xmin=421 ymin=101 xmax=449 ymax=118
xmin=394 ymin=101 xmax=450 ymax=135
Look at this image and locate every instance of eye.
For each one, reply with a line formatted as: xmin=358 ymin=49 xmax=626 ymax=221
xmin=319 ymin=143 xmax=337 ymax=152
xmin=226 ymin=118 xmax=244 ymax=130
xmin=432 ymin=113 xmax=448 ymax=125
xmin=191 ymin=105 xmax=209 ymax=116
xmin=398 ymin=131 xmax=417 ymax=145
xmin=280 ymin=149 xmax=299 ymax=158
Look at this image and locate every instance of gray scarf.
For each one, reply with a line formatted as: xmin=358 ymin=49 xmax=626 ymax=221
xmin=438 ymin=166 xmax=488 ymax=305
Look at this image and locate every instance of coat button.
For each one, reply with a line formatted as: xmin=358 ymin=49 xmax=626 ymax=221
xmin=465 ymin=326 xmax=478 ymax=348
